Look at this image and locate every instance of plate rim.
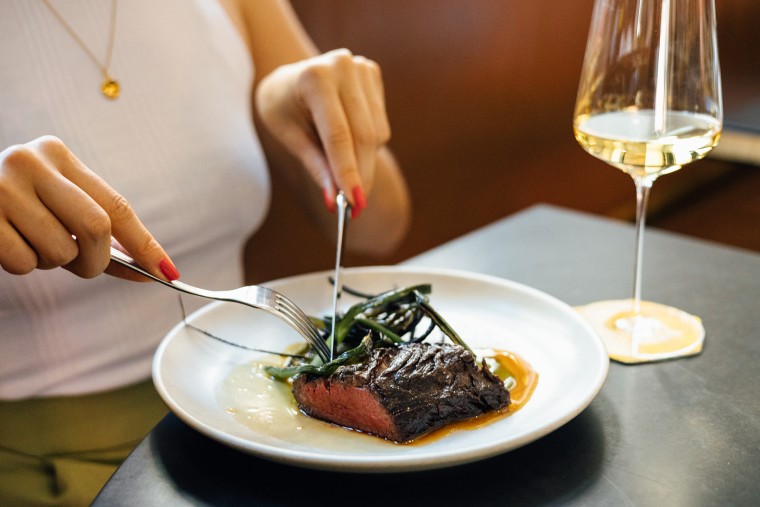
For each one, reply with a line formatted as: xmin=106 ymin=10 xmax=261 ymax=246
xmin=152 ymin=265 xmax=609 ymax=472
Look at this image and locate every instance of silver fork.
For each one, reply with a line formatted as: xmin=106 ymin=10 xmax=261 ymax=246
xmin=109 ymin=247 xmax=331 ymax=362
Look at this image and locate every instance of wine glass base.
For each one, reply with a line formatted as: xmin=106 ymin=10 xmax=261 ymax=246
xmin=574 ymin=299 xmax=705 ymax=364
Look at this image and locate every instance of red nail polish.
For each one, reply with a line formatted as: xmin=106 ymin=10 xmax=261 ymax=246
xmin=352 ymin=185 xmax=366 ymax=211
xmin=159 ymin=258 xmax=180 ymax=281
xmin=323 ymin=188 xmax=336 ymax=213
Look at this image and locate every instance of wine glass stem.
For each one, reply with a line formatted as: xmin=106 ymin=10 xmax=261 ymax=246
xmin=632 ymin=175 xmax=654 ymax=314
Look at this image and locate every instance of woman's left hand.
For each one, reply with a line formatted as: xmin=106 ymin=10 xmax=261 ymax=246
xmin=255 ymin=48 xmax=391 ymax=216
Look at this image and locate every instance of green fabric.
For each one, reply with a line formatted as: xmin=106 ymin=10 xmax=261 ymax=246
xmin=0 ymin=380 xmax=167 ymax=507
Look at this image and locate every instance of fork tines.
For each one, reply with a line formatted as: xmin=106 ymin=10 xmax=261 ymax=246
xmin=275 ymin=295 xmax=331 ymax=361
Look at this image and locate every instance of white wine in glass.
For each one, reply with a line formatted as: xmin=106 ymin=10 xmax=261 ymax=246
xmin=573 ymin=0 xmax=722 ymax=362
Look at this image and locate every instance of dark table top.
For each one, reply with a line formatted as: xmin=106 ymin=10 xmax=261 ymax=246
xmin=94 ymin=204 xmax=760 ymax=506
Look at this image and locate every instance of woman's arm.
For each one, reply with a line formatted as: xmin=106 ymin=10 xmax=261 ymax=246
xmin=222 ymin=0 xmax=411 ymax=255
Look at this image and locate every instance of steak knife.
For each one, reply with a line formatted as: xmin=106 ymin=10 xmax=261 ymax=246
xmin=330 ymin=191 xmax=350 ymax=361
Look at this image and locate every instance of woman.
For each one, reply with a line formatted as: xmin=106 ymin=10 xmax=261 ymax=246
xmin=0 ymin=0 xmax=411 ymax=505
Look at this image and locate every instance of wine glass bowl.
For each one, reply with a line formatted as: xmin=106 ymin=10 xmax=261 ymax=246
xmin=573 ymin=0 xmax=722 ymax=362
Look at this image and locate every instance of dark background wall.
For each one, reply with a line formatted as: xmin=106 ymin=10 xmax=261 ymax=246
xmin=245 ymin=0 xmax=760 ymax=284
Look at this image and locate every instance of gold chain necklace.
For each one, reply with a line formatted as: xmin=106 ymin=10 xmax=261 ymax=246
xmin=41 ymin=0 xmax=120 ymax=99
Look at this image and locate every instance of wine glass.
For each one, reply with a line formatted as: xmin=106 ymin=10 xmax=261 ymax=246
xmin=573 ymin=0 xmax=722 ymax=362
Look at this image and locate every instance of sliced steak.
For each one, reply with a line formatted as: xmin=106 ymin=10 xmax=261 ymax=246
xmin=291 ymin=342 xmax=510 ymax=442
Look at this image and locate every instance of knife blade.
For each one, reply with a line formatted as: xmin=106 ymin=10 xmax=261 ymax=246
xmin=330 ymin=191 xmax=350 ymax=361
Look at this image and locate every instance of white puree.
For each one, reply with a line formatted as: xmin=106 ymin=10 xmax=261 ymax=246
xmin=216 ymin=358 xmax=397 ymax=451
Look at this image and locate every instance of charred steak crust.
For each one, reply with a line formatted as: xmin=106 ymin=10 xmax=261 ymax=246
xmin=291 ymin=343 xmax=510 ymax=442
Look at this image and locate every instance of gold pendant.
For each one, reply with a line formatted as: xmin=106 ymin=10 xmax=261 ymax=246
xmin=101 ymin=78 xmax=120 ymax=99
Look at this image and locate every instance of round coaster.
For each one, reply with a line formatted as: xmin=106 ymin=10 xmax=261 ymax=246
xmin=575 ymin=299 xmax=704 ymax=364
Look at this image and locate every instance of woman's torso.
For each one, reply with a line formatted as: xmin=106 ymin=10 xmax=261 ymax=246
xmin=0 ymin=0 xmax=270 ymax=398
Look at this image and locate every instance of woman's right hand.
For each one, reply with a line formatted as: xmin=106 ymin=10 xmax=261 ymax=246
xmin=0 ymin=136 xmax=179 ymax=281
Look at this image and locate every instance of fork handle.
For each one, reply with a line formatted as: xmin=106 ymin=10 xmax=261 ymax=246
xmin=109 ymin=247 xmax=220 ymax=302
xmin=109 ymin=247 xmax=174 ymax=287
xmin=110 ymin=246 xmax=239 ymax=305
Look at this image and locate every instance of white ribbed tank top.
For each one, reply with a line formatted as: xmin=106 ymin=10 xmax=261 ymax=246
xmin=0 ymin=0 xmax=270 ymax=398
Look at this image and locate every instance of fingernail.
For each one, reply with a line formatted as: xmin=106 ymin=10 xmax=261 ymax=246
xmin=323 ymin=187 xmax=336 ymax=213
xmin=351 ymin=186 xmax=366 ymax=218
xmin=159 ymin=257 xmax=180 ymax=281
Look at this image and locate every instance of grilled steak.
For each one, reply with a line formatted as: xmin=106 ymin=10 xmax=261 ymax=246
xmin=291 ymin=342 xmax=510 ymax=442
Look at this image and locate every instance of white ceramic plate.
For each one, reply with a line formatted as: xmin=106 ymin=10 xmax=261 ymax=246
xmin=153 ymin=266 xmax=608 ymax=472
